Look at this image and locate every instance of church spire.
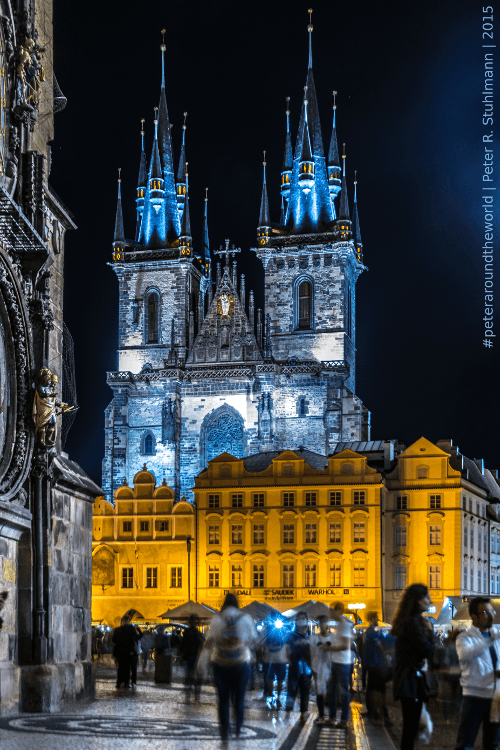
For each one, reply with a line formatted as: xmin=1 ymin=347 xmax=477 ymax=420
xmin=258 ymin=151 xmax=271 ymax=229
xmin=280 ymin=97 xmax=293 ymax=208
xmin=136 ymin=119 xmax=147 ymax=240
xmin=203 ymin=187 xmax=211 ymax=277
xmin=112 ymin=169 xmax=125 ymax=261
xmin=176 ymin=112 xmax=188 ymax=219
xmin=338 ymin=143 xmax=350 ymax=221
xmin=307 ymin=8 xmax=313 ymax=69
xmin=179 ymin=165 xmax=192 ymax=258
xmin=298 ymin=93 xmax=315 ymax=193
xmin=328 ymin=91 xmax=341 ymax=211
xmin=352 ymin=171 xmax=363 ymax=261
xmin=139 ymin=108 xmax=167 ymax=248
xmin=157 ymin=30 xmax=180 ymax=242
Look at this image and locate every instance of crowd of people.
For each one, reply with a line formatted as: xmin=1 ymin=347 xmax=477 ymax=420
xmin=92 ymin=587 xmax=500 ymax=749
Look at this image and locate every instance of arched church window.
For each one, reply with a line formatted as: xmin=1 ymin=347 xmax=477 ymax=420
xmin=146 ymin=292 xmax=159 ymax=344
xmin=298 ymin=281 xmax=312 ymax=329
xmin=206 ymin=411 xmax=244 ymax=462
xmin=298 ymin=397 xmax=307 ymax=416
xmin=143 ymin=432 xmax=155 ymax=455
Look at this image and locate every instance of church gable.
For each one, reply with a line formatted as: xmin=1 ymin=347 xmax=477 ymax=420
xmin=187 ymin=264 xmax=262 ymax=365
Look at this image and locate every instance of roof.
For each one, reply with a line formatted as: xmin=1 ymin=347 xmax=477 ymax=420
xmin=243 ymin=448 xmax=329 ymax=473
xmin=53 ymin=454 xmax=103 ymax=498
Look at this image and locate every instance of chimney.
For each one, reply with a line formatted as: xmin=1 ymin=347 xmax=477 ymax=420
xmin=474 ymin=458 xmax=485 ymax=476
xmin=383 ymin=440 xmax=394 ymax=471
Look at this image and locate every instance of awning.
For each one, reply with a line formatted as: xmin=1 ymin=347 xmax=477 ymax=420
xmin=158 ymin=601 xmax=217 ymax=621
xmin=436 ymin=596 xmax=464 ymax=625
xmin=239 ymin=601 xmax=280 ymax=621
xmin=282 ymin=600 xmax=338 ymax=621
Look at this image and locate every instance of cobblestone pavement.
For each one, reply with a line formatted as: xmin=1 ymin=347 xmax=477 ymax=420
xmin=0 ymin=678 xmax=320 ymax=750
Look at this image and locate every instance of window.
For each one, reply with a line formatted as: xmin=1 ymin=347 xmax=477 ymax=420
xmin=208 ymin=525 xmax=220 ymax=545
xmin=342 ymin=462 xmax=354 ymax=475
xmin=123 ymin=521 xmax=132 ymax=533
xmin=353 ymin=563 xmax=365 ymax=587
xmin=470 ymin=527 xmax=475 ymax=547
xmin=305 ymin=492 xmax=317 ymax=506
xmin=122 ymin=567 xmax=134 ymax=588
xmin=231 ymin=564 xmax=243 ymax=588
xmin=208 ymin=494 xmax=220 ymax=509
xmin=396 ymin=496 xmax=408 ymax=510
xmin=144 ymin=433 xmax=154 ymax=455
xmin=462 ymin=496 xmax=466 ymax=510
xmin=395 ymin=566 xmax=407 ymax=589
xmin=231 ymin=524 xmax=243 ymax=545
xmin=430 ymin=495 xmax=441 ymax=509
xmin=484 ymin=533 xmax=488 ymax=554
xmin=283 ymin=524 xmax=295 ymax=544
xmin=305 ymin=523 xmax=317 ymax=544
xmin=220 ymin=465 xmax=231 ymax=478
xmin=330 ymin=491 xmax=342 ymax=506
xmin=353 ymin=522 xmax=365 ymax=543
xmin=395 ymin=525 xmax=407 ymax=547
xmin=477 ymin=502 xmax=480 ymax=516
xmin=253 ymin=524 xmax=264 ymax=545
xmin=329 ymin=523 xmax=341 ymax=544
xmin=304 ymin=563 xmax=317 ymax=587
xmin=283 ymin=492 xmax=295 ymax=507
xmin=464 ymin=525 xmax=468 ymax=547
xmin=429 ymin=525 xmax=442 ymax=545
xmin=283 ymin=564 xmax=294 ymax=588
xmin=417 ymin=467 xmax=428 ymax=479
xmin=429 ymin=565 xmax=441 ymax=589
xmin=253 ymin=493 xmax=264 ymax=508
xmin=464 ymin=565 xmax=468 ymax=589
xmin=469 ymin=498 xmax=473 ymax=512
xmin=470 ymin=567 xmax=474 ymax=590
xmin=159 ymin=521 xmax=168 ymax=532
xmin=478 ymin=569 xmax=482 ymax=592
xmin=497 ymin=571 xmax=500 ymax=595
xmin=492 ymin=568 xmax=495 ymax=594
xmin=354 ymin=491 xmax=365 ymax=505
xmin=298 ymin=397 xmax=307 ymax=416
xmin=282 ymin=463 xmax=294 ymax=477
xmin=329 ymin=563 xmax=341 ymax=587
xmin=145 ymin=567 xmax=157 ymax=588
xmin=170 ymin=567 xmax=182 ymax=588
xmin=484 ymin=570 xmax=488 ymax=594
xmin=478 ymin=531 xmax=482 ymax=551
xmin=253 ymin=565 xmax=264 ymax=588
xmin=208 ymin=565 xmax=220 ymax=588
xmin=140 ymin=521 xmax=149 ymax=532
xmin=232 ymin=493 xmax=243 ymax=508
xmin=298 ymin=280 xmax=312 ymax=329
xmin=147 ymin=292 xmax=159 ymax=343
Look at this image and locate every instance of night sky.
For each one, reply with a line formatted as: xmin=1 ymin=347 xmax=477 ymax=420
xmin=50 ymin=0 xmax=498 ymax=485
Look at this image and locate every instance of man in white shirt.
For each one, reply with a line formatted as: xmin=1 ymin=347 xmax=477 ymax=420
xmin=323 ymin=602 xmax=354 ymax=728
xmin=310 ymin=614 xmax=333 ymax=723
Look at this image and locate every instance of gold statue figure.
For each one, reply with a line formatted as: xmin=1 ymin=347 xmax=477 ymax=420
xmin=32 ymin=368 xmax=73 ymax=447
xmin=16 ymin=37 xmax=45 ymax=109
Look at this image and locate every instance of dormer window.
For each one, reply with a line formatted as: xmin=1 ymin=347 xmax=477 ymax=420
xmin=220 ymin=465 xmax=231 ymax=478
xmin=342 ymin=462 xmax=354 ymax=476
xmin=417 ymin=467 xmax=428 ymax=479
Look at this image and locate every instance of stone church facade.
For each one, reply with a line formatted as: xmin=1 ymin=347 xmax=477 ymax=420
xmin=103 ymin=24 xmax=370 ymax=503
xmin=0 ymin=0 xmax=101 ymax=714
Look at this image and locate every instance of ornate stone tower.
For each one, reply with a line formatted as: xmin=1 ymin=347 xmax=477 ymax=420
xmin=103 ymin=19 xmax=370 ymax=504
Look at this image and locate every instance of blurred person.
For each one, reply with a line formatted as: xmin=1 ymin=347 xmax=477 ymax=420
xmin=362 ymin=611 xmax=394 ymax=725
xmin=434 ymin=629 xmax=461 ymax=721
xmin=263 ymin=618 xmax=288 ymax=707
xmin=310 ymin=614 xmax=333 ymax=724
xmin=325 ymin=601 xmax=355 ymax=728
xmin=112 ymin=616 xmax=138 ymax=689
xmin=203 ymin=593 xmax=258 ymax=739
xmin=392 ymin=583 xmax=436 ymax=750
xmin=285 ymin=611 xmax=312 ymax=722
xmin=454 ymin=597 xmax=500 ymax=750
xmin=0 ymin=590 xmax=7 ymax=632
xmin=140 ymin=629 xmax=154 ymax=671
xmin=181 ymin=614 xmax=205 ymax=701
xmin=131 ymin=625 xmax=143 ymax=687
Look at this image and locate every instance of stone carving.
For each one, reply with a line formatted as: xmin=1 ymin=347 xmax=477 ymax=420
xmin=32 ymin=368 xmax=72 ymax=447
xmin=15 ymin=37 xmax=45 ymax=109
xmin=217 ymin=293 xmax=233 ymax=318
xmin=206 ymin=412 xmax=244 ymax=461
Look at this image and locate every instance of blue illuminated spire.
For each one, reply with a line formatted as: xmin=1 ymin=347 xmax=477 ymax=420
xmin=136 ymin=120 xmax=148 ymax=240
xmin=203 ymin=188 xmax=211 ymax=276
xmin=281 ymin=98 xmax=293 ymax=207
xmin=258 ymin=151 xmax=271 ymax=227
xmin=352 ymin=171 xmax=363 ymax=260
xmin=328 ymin=92 xmax=341 ymax=212
xmin=338 ymin=143 xmax=350 ymax=221
xmin=114 ymin=169 xmax=125 ymax=245
xmin=139 ymin=109 xmax=167 ymax=248
xmin=179 ymin=168 xmax=192 ymax=259
xmin=157 ymin=30 xmax=181 ymax=242
xmin=150 ymin=114 xmax=163 ymax=179
xmin=176 ymin=112 xmax=187 ymax=219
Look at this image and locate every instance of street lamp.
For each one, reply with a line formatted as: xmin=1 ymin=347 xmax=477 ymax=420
xmin=348 ymin=602 xmax=366 ymax=625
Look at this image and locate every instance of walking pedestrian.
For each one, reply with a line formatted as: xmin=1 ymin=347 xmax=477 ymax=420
xmin=203 ymin=593 xmax=258 ymax=739
xmin=362 ymin=611 xmax=393 ymax=725
xmin=181 ymin=614 xmax=205 ymax=701
xmin=285 ymin=611 xmax=312 ymax=722
xmin=325 ymin=602 xmax=355 ymax=728
xmin=392 ymin=583 xmax=436 ymax=750
xmin=112 ymin=615 xmax=139 ymax=689
xmin=263 ymin=619 xmax=288 ymax=707
xmin=454 ymin=597 xmax=500 ymax=750
xmin=310 ymin=614 xmax=333 ymax=724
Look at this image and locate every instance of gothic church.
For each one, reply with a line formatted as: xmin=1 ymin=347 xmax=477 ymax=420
xmin=102 ymin=22 xmax=370 ymax=502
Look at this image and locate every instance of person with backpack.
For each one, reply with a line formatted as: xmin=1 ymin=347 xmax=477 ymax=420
xmin=203 ymin=593 xmax=258 ymax=739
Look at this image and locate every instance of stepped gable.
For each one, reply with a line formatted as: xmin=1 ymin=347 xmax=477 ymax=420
xmin=187 ymin=264 xmax=262 ymax=365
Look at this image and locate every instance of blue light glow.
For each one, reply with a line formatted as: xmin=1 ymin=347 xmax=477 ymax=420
xmin=274 ymin=619 xmax=283 ymax=629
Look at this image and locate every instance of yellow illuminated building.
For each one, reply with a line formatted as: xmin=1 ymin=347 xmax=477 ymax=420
xmin=92 ymin=467 xmax=194 ymax=626
xmin=382 ymin=437 xmax=497 ymax=622
xmin=194 ymin=449 xmax=383 ymax=616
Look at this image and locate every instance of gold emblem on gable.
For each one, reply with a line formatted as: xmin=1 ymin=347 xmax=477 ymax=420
xmin=217 ymin=293 xmax=234 ymax=318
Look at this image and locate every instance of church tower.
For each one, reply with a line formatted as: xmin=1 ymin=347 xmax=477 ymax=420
xmin=103 ymin=19 xmax=370 ymax=504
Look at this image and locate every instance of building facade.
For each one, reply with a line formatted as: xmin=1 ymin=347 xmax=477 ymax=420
xmin=92 ymin=468 xmax=194 ymax=626
xmin=0 ymin=0 xmax=101 ymax=715
xmin=102 ymin=22 xmax=370 ymax=504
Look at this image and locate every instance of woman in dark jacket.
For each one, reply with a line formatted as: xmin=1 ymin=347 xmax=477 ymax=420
xmin=392 ymin=583 xmax=436 ymax=750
